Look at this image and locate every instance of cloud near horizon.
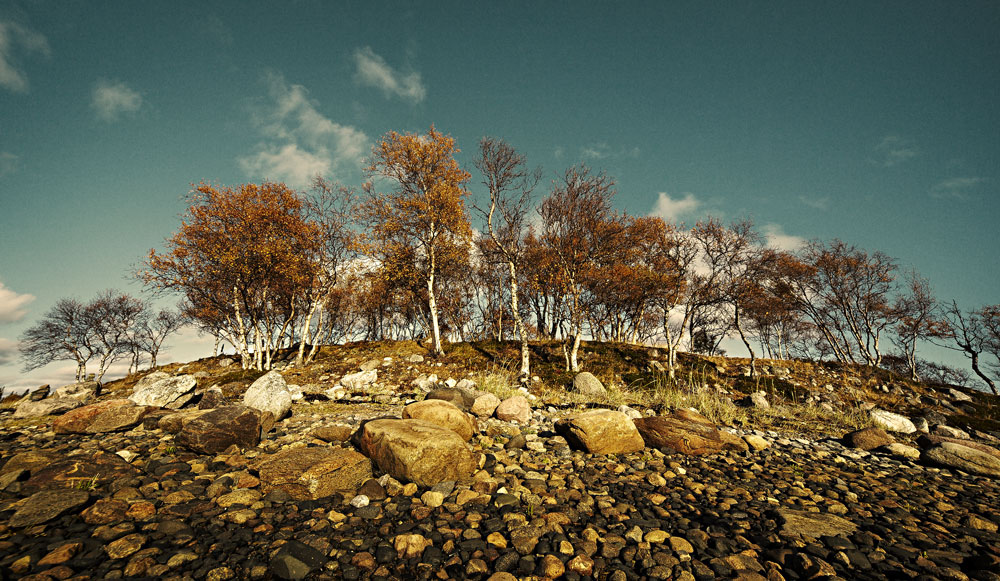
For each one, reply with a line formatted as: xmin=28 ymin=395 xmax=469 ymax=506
xmin=762 ymin=223 xmax=806 ymax=251
xmin=649 ymin=192 xmax=701 ymax=222
xmin=352 ymin=46 xmax=426 ymax=103
xmin=0 ymin=282 xmax=35 ymax=323
xmin=239 ymin=72 xmax=370 ymax=187
xmin=91 ymin=79 xmax=143 ymax=121
xmin=0 ymin=19 xmax=50 ymax=93
xmin=872 ymin=135 xmax=919 ymax=167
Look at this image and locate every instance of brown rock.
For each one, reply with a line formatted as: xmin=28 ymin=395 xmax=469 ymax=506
xmin=634 ymin=410 xmax=731 ymax=455
xmin=357 ymin=419 xmax=477 ymax=486
xmin=495 ymin=395 xmax=531 ymax=423
xmin=555 ymin=410 xmax=645 ymax=455
xmin=844 ymin=427 xmax=895 ymax=450
xmin=313 ymin=424 xmax=353 ymax=442
xmin=9 ymin=490 xmax=91 ymax=528
xmin=37 ymin=542 xmax=84 ymax=566
xmin=23 ymin=452 xmax=139 ymax=493
xmin=0 ymin=451 xmax=59 ymax=479
xmin=256 ymin=447 xmax=372 ymax=500
xmin=81 ymin=498 xmax=129 ymax=524
xmin=402 ymin=399 xmax=476 ymax=440
xmin=157 ymin=409 xmax=212 ymax=433
xmin=922 ymin=442 xmax=1000 ymax=478
xmin=778 ymin=509 xmax=858 ymax=538
xmin=53 ymin=399 xmax=153 ymax=434
xmin=917 ymin=435 xmax=1000 ymax=461
xmin=105 ymin=533 xmax=146 ymax=559
xmin=394 ymin=534 xmax=432 ymax=559
xmin=175 ymin=405 xmax=263 ymax=454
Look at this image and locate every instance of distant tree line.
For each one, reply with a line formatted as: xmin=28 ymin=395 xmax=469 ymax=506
xmin=22 ymin=126 xmax=997 ymax=393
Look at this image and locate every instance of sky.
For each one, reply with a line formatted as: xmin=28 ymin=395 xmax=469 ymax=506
xmin=1 ymin=1 xmax=997 ymax=393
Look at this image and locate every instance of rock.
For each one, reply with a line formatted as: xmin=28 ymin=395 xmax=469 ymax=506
xmin=883 ymin=442 xmax=920 ymax=460
xmin=9 ymin=489 xmax=91 ymax=528
xmin=555 ymin=410 xmax=645 ymax=455
xmin=52 ymin=380 xmax=101 ymax=401
xmin=357 ymin=419 xmax=477 ymax=486
xmin=933 ymin=424 xmax=971 ymax=439
xmin=741 ymin=391 xmax=770 ymax=410
xmin=270 ymin=540 xmax=327 ymax=580
xmin=13 ymin=397 xmax=81 ymax=418
xmin=313 ymin=424 xmax=353 ymax=442
xmin=618 ymin=404 xmax=643 ymax=419
xmin=718 ymin=430 xmax=750 ymax=452
xmin=360 ymin=358 xmax=382 ymax=372
xmin=257 ymin=447 xmax=372 ymax=500
xmin=495 ymin=395 xmax=531 ymax=423
xmin=52 ymin=399 xmax=155 ymax=434
xmin=175 ymin=405 xmax=265 ymax=454
xmin=922 ymin=442 xmax=1000 ymax=477
xmin=570 ymin=372 xmax=607 ymax=397
xmin=132 ymin=371 xmax=170 ymax=391
xmin=28 ymin=384 xmax=51 ymax=400
xmin=394 ymin=534 xmax=432 ymax=559
xmin=470 ymin=392 xmax=501 ymax=417
xmin=743 ymin=434 xmax=771 ymax=451
xmin=844 ymin=426 xmax=895 ymax=450
xmin=243 ymin=371 xmax=292 ymax=420
xmin=917 ymin=435 xmax=1000 ymax=461
xmin=947 ymin=387 xmax=973 ymax=402
xmin=129 ymin=374 xmax=197 ymax=409
xmin=341 ymin=369 xmax=377 ymax=391
xmin=157 ymin=409 xmax=212 ymax=433
xmin=0 ymin=451 xmax=59 ymax=480
xmin=426 ymin=387 xmax=473 ymax=410
xmin=402 ymin=399 xmax=476 ymax=440
xmin=23 ymin=451 xmax=139 ymax=493
xmin=869 ymin=409 xmax=917 ymax=434
xmin=633 ymin=409 xmax=733 ymax=455
xmin=778 ymin=508 xmax=858 ymax=538
xmin=408 ymin=354 xmax=425 ymax=363
xmin=197 ymin=387 xmax=228 ymax=409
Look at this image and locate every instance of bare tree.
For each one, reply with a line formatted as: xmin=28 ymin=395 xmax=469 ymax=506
xmin=19 ymin=298 xmax=95 ymax=382
xmin=87 ymin=290 xmax=146 ymax=382
xmin=935 ymin=301 xmax=999 ymax=394
xmin=136 ymin=308 xmax=186 ymax=369
xmin=890 ymin=270 xmax=938 ymax=381
xmin=473 ymin=137 xmax=540 ymax=379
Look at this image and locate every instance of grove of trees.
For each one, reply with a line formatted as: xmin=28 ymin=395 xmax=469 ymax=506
xmin=18 ymin=126 xmax=1000 ymax=393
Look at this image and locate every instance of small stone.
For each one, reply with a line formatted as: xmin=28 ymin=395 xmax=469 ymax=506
xmin=350 ymin=494 xmax=370 ymax=508
xmin=421 ymin=490 xmax=445 ymax=508
xmin=105 ymin=533 xmax=147 ymax=559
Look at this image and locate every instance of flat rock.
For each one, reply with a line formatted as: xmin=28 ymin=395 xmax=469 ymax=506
xmin=869 ymin=409 xmax=917 ymax=434
xmin=175 ymin=405 xmax=265 ymax=454
xmin=425 ymin=387 xmax=473 ymax=410
xmin=243 ymin=371 xmax=292 ymax=420
xmin=270 ymin=540 xmax=328 ymax=580
xmin=9 ymin=489 xmax=91 ymax=528
xmin=13 ymin=396 xmax=82 ymax=418
xmin=357 ymin=418 xmax=477 ymax=486
xmin=341 ymin=369 xmax=377 ymax=391
xmin=778 ymin=508 xmax=858 ymax=538
xmin=53 ymin=399 xmax=154 ymax=434
xmin=158 ymin=409 xmax=213 ymax=433
xmin=922 ymin=441 xmax=1000 ymax=478
xmin=129 ymin=374 xmax=197 ymax=409
xmin=555 ymin=410 xmax=645 ymax=455
xmin=52 ymin=380 xmax=101 ymax=401
xmin=23 ymin=451 xmax=139 ymax=493
xmin=633 ymin=409 xmax=733 ymax=455
xmin=257 ymin=447 xmax=372 ymax=500
xmin=402 ymin=399 xmax=476 ymax=440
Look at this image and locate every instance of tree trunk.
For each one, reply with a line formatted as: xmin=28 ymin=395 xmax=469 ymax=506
xmin=969 ymin=351 xmax=999 ymax=395
xmin=508 ymin=262 xmax=530 ymax=380
xmin=734 ymin=307 xmax=756 ymax=379
xmin=427 ymin=272 xmax=443 ymax=355
xmin=296 ymin=300 xmax=319 ymax=367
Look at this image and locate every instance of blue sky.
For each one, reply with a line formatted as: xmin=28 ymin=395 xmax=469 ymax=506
xmin=1 ymin=1 xmax=997 ymax=391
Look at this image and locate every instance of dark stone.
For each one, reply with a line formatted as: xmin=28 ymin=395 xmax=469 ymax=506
xmin=270 ymin=540 xmax=327 ymax=580
xmin=176 ymin=405 xmax=263 ymax=454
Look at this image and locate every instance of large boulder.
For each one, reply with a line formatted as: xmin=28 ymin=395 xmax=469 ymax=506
xmin=52 ymin=399 xmax=155 ymax=434
xmin=175 ymin=405 xmax=266 ymax=454
xmin=22 ymin=451 xmax=140 ymax=493
xmin=922 ymin=442 xmax=1000 ymax=478
xmin=129 ymin=374 xmax=197 ymax=409
xmin=869 ymin=409 xmax=917 ymax=434
xmin=13 ymin=397 xmax=82 ymax=418
xmin=257 ymin=447 xmax=372 ymax=500
xmin=356 ymin=419 xmax=477 ymax=486
xmin=570 ymin=372 xmax=607 ymax=398
xmin=157 ymin=409 xmax=213 ymax=434
xmin=917 ymin=434 xmax=1000 ymax=461
xmin=555 ymin=410 xmax=645 ymax=455
xmin=52 ymin=380 xmax=100 ymax=402
xmin=633 ymin=409 xmax=740 ymax=455
xmin=426 ymin=387 xmax=474 ymax=411
xmin=402 ymin=399 xmax=476 ymax=440
xmin=495 ymin=395 xmax=531 ymax=423
xmin=243 ymin=371 xmax=293 ymax=420
xmin=844 ymin=426 xmax=895 ymax=450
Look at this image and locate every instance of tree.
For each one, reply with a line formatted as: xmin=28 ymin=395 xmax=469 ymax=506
xmin=538 ymin=164 xmax=625 ymax=371
xmin=87 ymin=289 xmax=146 ymax=381
xmin=19 ymin=298 xmax=95 ymax=382
xmin=361 ymin=125 xmax=472 ymax=355
xmin=934 ymin=301 xmax=999 ymax=395
xmin=142 ymin=182 xmax=323 ymax=370
xmin=890 ymin=270 xmax=938 ymax=381
xmin=134 ymin=308 xmax=185 ymax=369
xmin=473 ymin=137 xmax=540 ymax=379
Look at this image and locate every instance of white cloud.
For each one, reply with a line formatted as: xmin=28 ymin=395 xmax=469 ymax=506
xmin=0 ymin=282 xmax=34 ymax=323
xmin=649 ymin=192 xmax=701 ymax=222
xmin=0 ymin=20 xmax=49 ymax=93
xmin=872 ymin=135 xmax=918 ymax=167
xmin=762 ymin=223 xmax=805 ymax=251
xmin=240 ymin=72 xmax=370 ymax=187
xmin=0 ymin=151 xmax=19 ymax=177
xmin=581 ymin=142 xmax=640 ymax=161
xmin=0 ymin=337 xmax=17 ymax=365
xmin=931 ymin=176 xmax=985 ymax=200
xmin=91 ymin=79 xmax=143 ymax=121
xmin=352 ymin=46 xmax=426 ymax=103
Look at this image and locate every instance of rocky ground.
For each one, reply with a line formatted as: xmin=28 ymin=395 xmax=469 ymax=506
xmin=1 ymin=343 xmax=999 ymax=581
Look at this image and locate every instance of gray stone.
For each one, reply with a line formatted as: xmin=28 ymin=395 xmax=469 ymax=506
xmin=28 ymin=384 xmax=50 ymax=401
xmin=129 ymin=374 xmax=197 ymax=409
xmin=922 ymin=442 xmax=1000 ymax=478
xmin=243 ymin=371 xmax=292 ymax=420
xmin=341 ymin=369 xmax=377 ymax=391
xmin=869 ymin=409 xmax=917 ymax=434
xmin=270 ymin=540 xmax=327 ymax=580
xmin=470 ymin=392 xmax=502 ymax=417
xmin=571 ymin=372 xmax=607 ymax=397
xmin=52 ymin=380 xmax=100 ymax=402
xmin=13 ymin=396 xmax=82 ymax=418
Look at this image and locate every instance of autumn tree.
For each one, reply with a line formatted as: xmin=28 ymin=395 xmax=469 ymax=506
xmin=142 ymin=182 xmax=322 ymax=370
xmin=538 ymin=165 xmax=625 ymax=371
xmin=361 ymin=126 xmax=472 ymax=355
xmin=473 ymin=137 xmax=540 ymax=379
